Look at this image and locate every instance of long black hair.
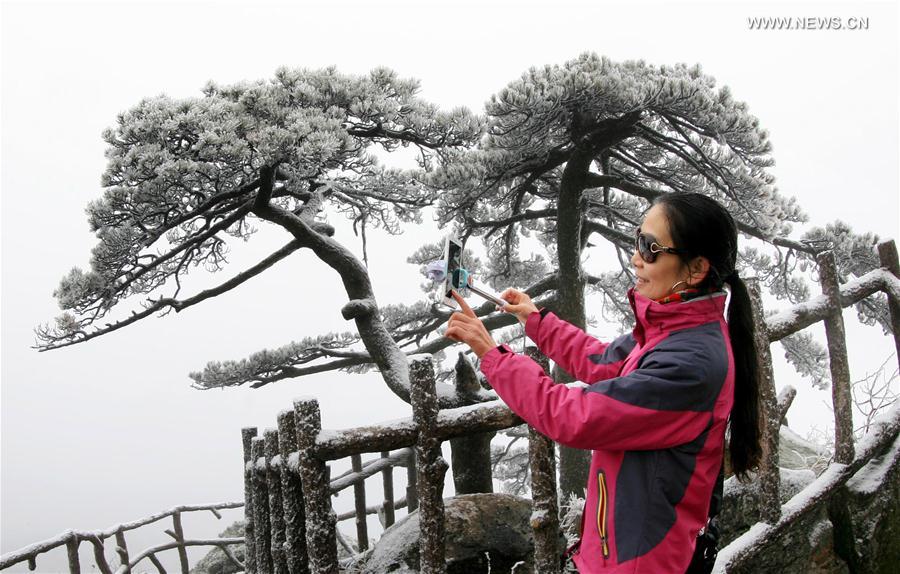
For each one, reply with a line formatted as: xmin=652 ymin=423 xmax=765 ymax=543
xmin=652 ymin=192 xmax=761 ymax=479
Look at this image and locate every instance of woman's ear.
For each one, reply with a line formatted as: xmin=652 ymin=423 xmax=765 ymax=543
xmin=687 ymin=256 xmax=711 ymax=286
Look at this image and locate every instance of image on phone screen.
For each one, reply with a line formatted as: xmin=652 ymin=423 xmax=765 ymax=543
xmin=441 ymin=236 xmax=464 ymax=308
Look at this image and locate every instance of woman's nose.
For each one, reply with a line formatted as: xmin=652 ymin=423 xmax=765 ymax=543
xmin=631 ymin=249 xmax=642 ymax=268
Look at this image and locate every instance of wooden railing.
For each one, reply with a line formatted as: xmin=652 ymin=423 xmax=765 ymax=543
xmin=240 ymin=359 xmax=560 ymax=574
xmin=3 ymin=240 xmax=898 ymax=574
xmin=239 ymin=241 xmax=900 ymax=574
xmin=0 ymin=502 xmax=244 ymax=574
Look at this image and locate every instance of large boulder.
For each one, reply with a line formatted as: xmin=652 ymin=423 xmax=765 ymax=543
xmin=838 ymin=433 xmax=900 ymax=573
xmin=719 ymin=467 xmax=816 ymax=547
xmin=717 ymin=431 xmax=900 ymax=573
xmin=191 ymin=519 xmax=360 ymax=574
xmin=717 ymin=465 xmax=846 ymax=574
xmin=190 ymin=521 xmax=245 ymax=574
xmin=361 ymin=493 xmax=556 ymax=574
xmin=718 ymin=424 xmax=830 ymax=547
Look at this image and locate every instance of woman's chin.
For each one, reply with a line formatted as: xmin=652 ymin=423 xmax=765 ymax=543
xmin=635 ymin=280 xmax=658 ymax=299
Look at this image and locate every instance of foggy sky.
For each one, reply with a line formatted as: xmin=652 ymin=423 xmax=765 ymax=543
xmin=2 ymin=1 xmax=898 ymax=572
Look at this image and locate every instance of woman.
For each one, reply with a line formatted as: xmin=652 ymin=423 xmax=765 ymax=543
xmin=444 ymin=192 xmax=761 ymax=573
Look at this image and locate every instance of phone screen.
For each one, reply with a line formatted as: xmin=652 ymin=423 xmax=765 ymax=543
xmin=441 ymin=236 xmax=464 ymax=307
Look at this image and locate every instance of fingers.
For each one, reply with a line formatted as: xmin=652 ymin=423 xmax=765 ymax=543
xmin=500 ymin=288 xmax=518 ymax=303
xmin=500 ymin=288 xmax=532 ymax=306
xmin=450 ymin=289 xmax=476 ymax=318
xmin=444 ymin=313 xmax=475 ymax=343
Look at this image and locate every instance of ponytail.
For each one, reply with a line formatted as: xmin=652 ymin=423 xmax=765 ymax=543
xmin=652 ymin=191 xmax=763 ymax=480
xmin=724 ymin=275 xmax=762 ymax=480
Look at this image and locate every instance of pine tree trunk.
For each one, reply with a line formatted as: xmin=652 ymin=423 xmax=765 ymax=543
xmin=449 ymin=353 xmax=495 ymax=494
xmin=450 ymin=433 xmax=495 ymax=494
xmin=554 ymin=147 xmax=592 ymax=500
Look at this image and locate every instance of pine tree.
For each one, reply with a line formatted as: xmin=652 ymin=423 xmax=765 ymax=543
xmin=36 ymin=55 xmax=890 ymax=501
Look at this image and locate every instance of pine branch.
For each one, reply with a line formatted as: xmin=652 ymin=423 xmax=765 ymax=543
xmin=34 ymin=239 xmax=305 ymax=351
xmin=584 ymin=173 xmax=814 ymax=253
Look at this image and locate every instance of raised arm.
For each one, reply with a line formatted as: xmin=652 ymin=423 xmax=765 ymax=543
xmin=499 ymin=288 xmax=633 ymax=384
xmin=478 ymin=326 xmax=730 ymax=451
xmin=524 ymin=309 xmax=636 ymax=384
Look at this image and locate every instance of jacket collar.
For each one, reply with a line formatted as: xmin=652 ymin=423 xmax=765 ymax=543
xmin=627 ymin=286 xmax=728 ymax=345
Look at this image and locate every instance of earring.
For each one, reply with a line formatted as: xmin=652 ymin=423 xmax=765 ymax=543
xmin=669 ymin=280 xmax=687 ymax=293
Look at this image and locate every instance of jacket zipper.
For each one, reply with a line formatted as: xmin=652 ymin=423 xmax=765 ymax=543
xmin=596 ymin=469 xmax=610 ymax=559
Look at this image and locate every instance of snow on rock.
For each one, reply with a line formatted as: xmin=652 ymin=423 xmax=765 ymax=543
xmin=713 ymin=522 xmax=770 ymax=573
xmin=361 ymin=493 xmax=555 ymax=574
xmin=781 ymin=463 xmax=847 ymax=519
xmin=720 ymin=466 xmax=815 ymax=548
xmin=779 ymin=425 xmax=830 ymax=475
xmin=846 ymin=431 xmax=900 ymax=496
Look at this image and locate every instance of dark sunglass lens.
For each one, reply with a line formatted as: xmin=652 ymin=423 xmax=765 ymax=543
xmin=637 ymin=233 xmax=657 ymax=263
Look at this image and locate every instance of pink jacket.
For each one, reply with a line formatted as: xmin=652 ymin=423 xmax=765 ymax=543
xmin=479 ymin=287 xmax=734 ymax=573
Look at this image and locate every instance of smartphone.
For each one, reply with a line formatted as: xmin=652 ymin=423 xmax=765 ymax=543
xmin=440 ymin=235 xmax=465 ymax=308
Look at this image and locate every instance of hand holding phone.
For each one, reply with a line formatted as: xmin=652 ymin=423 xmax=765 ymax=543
xmin=498 ymin=288 xmax=539 ymax=325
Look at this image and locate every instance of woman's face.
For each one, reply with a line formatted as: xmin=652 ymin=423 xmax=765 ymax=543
xmin=631 ymin=204 xmax=692 ymax=300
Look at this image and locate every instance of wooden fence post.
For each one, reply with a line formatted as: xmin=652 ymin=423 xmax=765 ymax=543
xmin=410 ymin=356 xmax=449 ymax=574
xmin=381 ymin=451 xmax=396 ymax=528
xmin=277 ymin=409 xmax=310 ymax=574
xmin=241 ymin=427 xmax=258 ymax=574
xmin=524 ymin=346 xmax=561 ymax=574
xmin=877 ymin=239 xmax=900 ymax=374
xmin=114 ymin=529 xmax=131 ymax=574
xmin=251 ymin=436 xmax=273 ymax=573
xmin=265 ymin=428 xmax=289 ymax=574
xmin=294 ymin=397 xmax=339 ymax=574
xmin=351 ymin=454 xmax=369 ymax=551
xmin=747 ymin=278 xmax=781 ymax=524
xmin=65 ymin=532 xmax=81 ymax=574
xmin=171 ymin=512 xmax=190 ymax=574
xmin=817 ymin=250 xmax=855 ymax=463
xmin=776 ymin=385 xmax=797 ymax=426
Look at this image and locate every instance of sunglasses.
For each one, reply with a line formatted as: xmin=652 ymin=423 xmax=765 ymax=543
xmin=634 ymin=229 xmax=685 ymax=263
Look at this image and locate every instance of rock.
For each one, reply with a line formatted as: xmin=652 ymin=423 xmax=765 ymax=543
xmin=837 ymin=432 xmax=900 ymax=572
xmin=725 ymin=506 xmax=849 ymax=574
xmin=779 ymin=426 xmax=830 ymax=475
xmin=190 ymin=521 xmax=245 ymax=574
xmin=719 ymin=467 xmax=816 ymax=547
xmin=190 ymin=519 xmax=360 ymax=574
xmin=361 ymin=493 xmax=556 ymax=574
xmin=717 ymin=432 xmax=900 ymax=573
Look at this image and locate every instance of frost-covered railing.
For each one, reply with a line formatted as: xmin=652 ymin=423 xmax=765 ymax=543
xmin=0 ymin=501 xmax=244 ymax=574
xmin=241 ymin=423 xmax=419 ymax=574
xmin=241 ymin=347 xmax=561 ymax=574
xmin=242 ymin=241 xmax=900 ymax=574
xmin=712 ymin=239 xmax=900 ymax=571
xmin=713 ymin=401 xmax=900 ymax=573
xmin=5 ymin=242 xmax=897 ymax=574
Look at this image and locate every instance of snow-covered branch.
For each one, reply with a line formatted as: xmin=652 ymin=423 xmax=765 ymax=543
xmin=766 ymin=267 xmax=900 ymax=341
xmin=36 ymin=239 xmax=306 ymax=352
